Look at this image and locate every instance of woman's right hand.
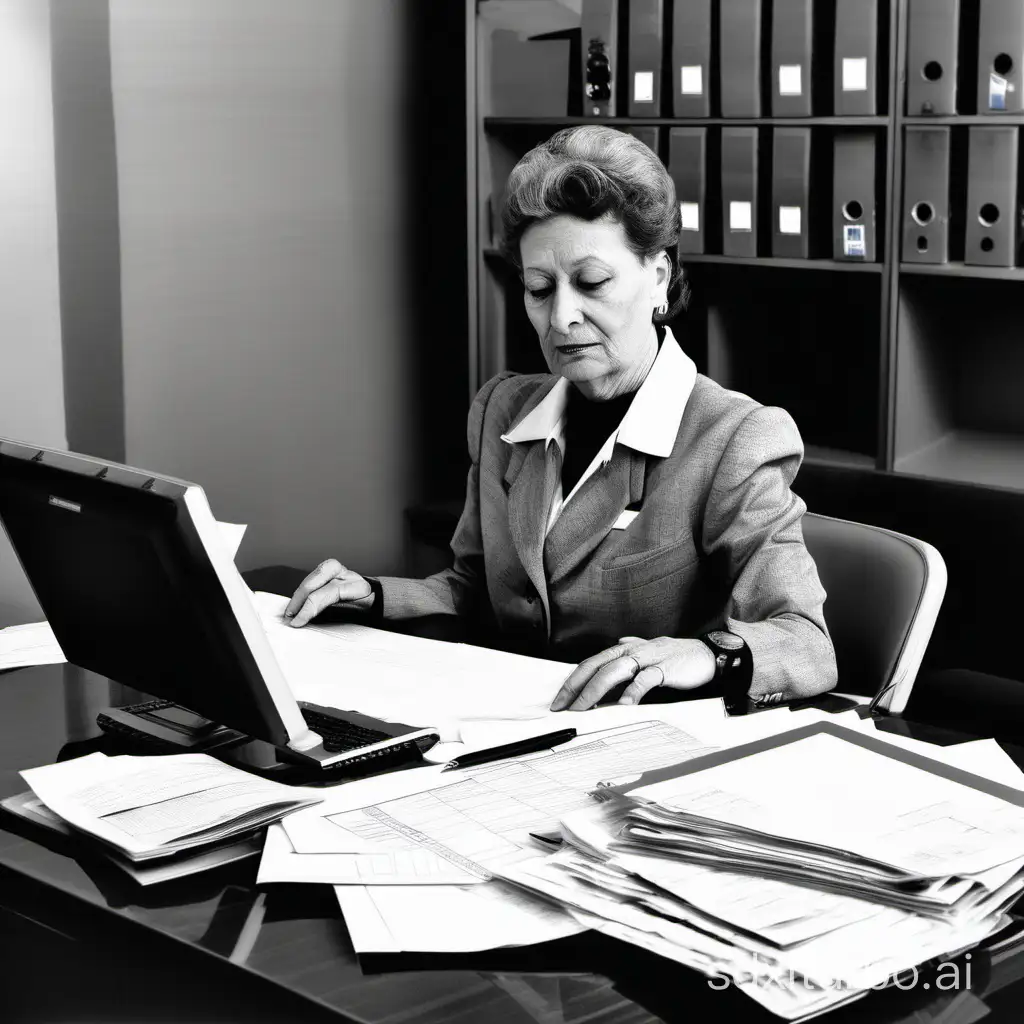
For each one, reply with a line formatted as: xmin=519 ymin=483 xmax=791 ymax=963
xmin=284 ymin=559 xmax=374 ymax=627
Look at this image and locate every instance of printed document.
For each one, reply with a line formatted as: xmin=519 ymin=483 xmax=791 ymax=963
xmin=22 ymin=751 xmax=321 ymax=860
xmin=259 ymin=721 xmax=717 ymax=885
xmin=254 ymin=591 xmax=573 ymax=740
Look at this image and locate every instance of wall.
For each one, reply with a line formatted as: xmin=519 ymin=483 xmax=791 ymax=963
xmin=0 ymin=0 xmax=66 ymax=625
xmin=109 ymin=0 xmax=416 ymax=575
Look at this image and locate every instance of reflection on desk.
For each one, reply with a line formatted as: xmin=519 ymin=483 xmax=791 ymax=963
xmin=3 ymin=661 xmax=1024 ymax=1023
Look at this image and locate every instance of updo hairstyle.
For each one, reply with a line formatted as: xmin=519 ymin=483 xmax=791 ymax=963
xmin=500 ymin=125 xmax=689 ymax=321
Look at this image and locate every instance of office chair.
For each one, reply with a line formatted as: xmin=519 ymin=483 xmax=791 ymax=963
xmin=802 ymin=513 xmax=947 ymax=715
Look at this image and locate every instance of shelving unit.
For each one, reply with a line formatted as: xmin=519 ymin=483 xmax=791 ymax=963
xmin=466 ymin=0 xmax=1024 ymax=494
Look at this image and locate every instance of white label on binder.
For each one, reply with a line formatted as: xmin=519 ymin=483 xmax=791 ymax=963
xmin=844 ymin=224 xmax=866 ymax=258
xmin=729 ymin=201 xmax=752 ymax=232
xmin=779 ymin=206 xmax=802 ymax=235
xmin=842 ymin=57 xmax=868 ymax=92
xmin=634 ymin=71 xmax=654 ymax=103
xmin=989 ymin=74 xmax=1008 ymax=110
xmin=779 ymin=64 xmax=803 ymax=96
xmin=681 ymin=65 xmax=704 ymax=95
xmin=680 ymin=202 xmax=700 ymax=232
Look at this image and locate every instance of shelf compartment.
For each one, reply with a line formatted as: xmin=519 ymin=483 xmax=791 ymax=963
xmin=900 ymin=262 xmax=1024 ymax=282
xmin=904 ymin=115 xmax=1024 ymax=126
xmin=804 ymin=445 xmax=878 ymax=470
xmin=689 ymin=264 xmax=881 ymax=463
xmin=682 ymin=254 xmax=883 ymax=273
xmin=485 ymin=117 xmax=890 ymax=129
xmin=895 ymin=430 xmax=1024 ymax=492
xmin=894 ymin=275 xmax=1024 ymax=492
xmin=487 ymin=249 xmax=883 ymax=274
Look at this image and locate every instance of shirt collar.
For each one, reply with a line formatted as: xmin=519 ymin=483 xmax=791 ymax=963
xmin=500 ymin=328 xmax=696 ymax=458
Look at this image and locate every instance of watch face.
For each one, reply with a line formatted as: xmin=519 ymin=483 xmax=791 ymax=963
xmin=706 ymin=630 xmax=744 ymax=651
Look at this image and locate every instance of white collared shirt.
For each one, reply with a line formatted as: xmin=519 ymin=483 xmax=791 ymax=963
xmin=500 ymin=328 xmax=698 ymax=534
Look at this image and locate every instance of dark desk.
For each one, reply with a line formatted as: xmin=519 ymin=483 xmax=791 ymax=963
xmin=3 ymin=668 xmax=1024 ymax=1023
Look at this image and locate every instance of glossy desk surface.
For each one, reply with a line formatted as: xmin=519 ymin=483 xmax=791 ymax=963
xmin=3 ymin=663 xmax=1024 ymax=1024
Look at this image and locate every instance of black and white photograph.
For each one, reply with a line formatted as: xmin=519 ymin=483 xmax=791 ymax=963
xmin=2 ymin=2 xmax=1024 ymax=1021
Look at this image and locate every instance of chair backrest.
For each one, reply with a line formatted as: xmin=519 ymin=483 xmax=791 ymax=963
xmin=801 ymin=513 xmax=947 ymax=714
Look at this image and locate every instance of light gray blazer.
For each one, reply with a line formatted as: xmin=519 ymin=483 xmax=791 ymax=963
xmin=380 ymin=372 xmax=838 ymax=700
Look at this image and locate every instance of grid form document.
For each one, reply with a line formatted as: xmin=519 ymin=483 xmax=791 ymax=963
xmin=325 ymin=720 xmax=717 ymax=880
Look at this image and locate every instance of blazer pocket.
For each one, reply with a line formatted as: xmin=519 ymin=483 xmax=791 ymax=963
xmin=600 ymin=534 xmax=700 ymax=591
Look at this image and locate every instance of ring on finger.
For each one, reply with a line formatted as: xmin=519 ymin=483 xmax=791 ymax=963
xmin=626 ymin=655 xmax=642 ymax=678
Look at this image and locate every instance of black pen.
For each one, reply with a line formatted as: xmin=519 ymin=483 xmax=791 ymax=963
xmin=441 ymin=728 xmax=578 ymax=772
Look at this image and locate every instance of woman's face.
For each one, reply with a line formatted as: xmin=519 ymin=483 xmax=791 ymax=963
xmin=519 ymin=213 xmax=670 ymax=401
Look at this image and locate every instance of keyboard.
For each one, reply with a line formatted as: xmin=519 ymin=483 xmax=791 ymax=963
xmin=300 ymin=707 xmax=394 ymax=753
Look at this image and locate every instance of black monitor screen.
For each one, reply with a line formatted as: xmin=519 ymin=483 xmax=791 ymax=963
xmin=0 ymin=439 xmax=311 ymax=750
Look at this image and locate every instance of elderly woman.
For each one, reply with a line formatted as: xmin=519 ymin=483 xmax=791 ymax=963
xmin=286 ymin=126 xmax=837 ymax=712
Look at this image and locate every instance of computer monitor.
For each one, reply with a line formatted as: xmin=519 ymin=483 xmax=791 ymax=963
xmin=0 ymin=437 xmax=437 ymax=773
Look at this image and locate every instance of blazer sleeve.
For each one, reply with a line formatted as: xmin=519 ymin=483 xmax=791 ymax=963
xmin=701 ymin=405 xmax=838 ymax=700
xmin=377 ymin=372 xmax=514 ymax=619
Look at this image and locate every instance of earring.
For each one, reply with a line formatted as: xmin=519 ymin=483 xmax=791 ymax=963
xmin=655 ymin=302 xmax=668 ymax=316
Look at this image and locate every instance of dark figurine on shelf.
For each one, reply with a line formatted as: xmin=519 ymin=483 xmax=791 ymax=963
xmin=585 ymin=37 xmax=611 ymax=114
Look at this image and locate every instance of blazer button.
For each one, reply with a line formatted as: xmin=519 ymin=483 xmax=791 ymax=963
xmin=524 ymin=587 xmax=536 ymax=605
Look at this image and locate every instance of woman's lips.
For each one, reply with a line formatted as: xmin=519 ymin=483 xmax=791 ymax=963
xmin=557 ymin=343 xmax=598 ymax=356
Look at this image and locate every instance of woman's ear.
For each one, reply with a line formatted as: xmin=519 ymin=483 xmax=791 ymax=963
xmin=652 ymin=249 xmax=672 ymax=305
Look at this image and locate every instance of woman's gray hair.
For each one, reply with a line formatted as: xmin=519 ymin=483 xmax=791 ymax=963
xmin=500 ymin=125 xmax=689 ymax=321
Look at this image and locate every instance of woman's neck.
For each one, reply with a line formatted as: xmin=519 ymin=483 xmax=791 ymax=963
xmin=575 ymin=324 xmax=660 ymax=401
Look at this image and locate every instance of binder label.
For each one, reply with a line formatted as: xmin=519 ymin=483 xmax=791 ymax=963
xmin=779 ymin=65 xmax=803 ymax=96
xmin=842 ymin=57 xmax=868 ymax=92
xmin=779 ymin=206 xmax=802 ymax=235
xmin=634 ymin=72 xmax=654 ymax=103
xmin=843 ymin=224 xmax=866 ymax=258
xmin=680 ymin=202 xmax=700 ymax=232
xmin=989 ymin=74 xmax=1009 ymax=111
xmin=680 ymin=65 xmax=704 ymax=96
xmin=729 ymin=201 xmax=752 ymax=232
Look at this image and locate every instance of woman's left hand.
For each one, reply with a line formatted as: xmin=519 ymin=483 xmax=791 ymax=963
xmin=550 ymin=635 xmax=718 ymax=711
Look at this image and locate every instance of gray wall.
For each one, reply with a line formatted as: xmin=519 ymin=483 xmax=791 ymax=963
xmin=109 ymin=0 xmax=417 ymax=575
xmin=0 ymin=0 xmax=67 ymax=625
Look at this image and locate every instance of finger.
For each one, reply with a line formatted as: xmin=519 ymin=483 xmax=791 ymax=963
xmin=619 ymin=666 xmax=665 ymax=706
xmin=550 ymin=646 xmax=631 ymax=711
xmin=287 ymin=579 xmax=343 ymax=627
xmin=568 ymin=655 xmax=643 ymax=711
xmin=618 ymin=636 xmax=645 ymax=644
xmin=285 ymin=559 xmax=343 ymax=617
xmin=290 ymin=576 xmax=372 ymax=627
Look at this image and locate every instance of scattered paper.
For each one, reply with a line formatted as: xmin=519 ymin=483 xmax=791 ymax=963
xmin=216 ymin=520 xmax=247 ymax=562
xmin=334 ymin=879 xmax=583 ymax=953
xmin=266 ymin=722 xmax=718 ymax=886
xmin=253 ymin=591 xmax=571 ymax=741
xmin=0 ymin=620 xmax=66 ymax=670
xmin=22 ymin=751 xmax=321 ymax=861
xmin=258 ymin=822 xmax=482 ymax=885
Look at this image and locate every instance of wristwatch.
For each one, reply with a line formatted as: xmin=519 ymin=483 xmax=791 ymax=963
xmin=699 ymin=630 xmax=753 ymax=713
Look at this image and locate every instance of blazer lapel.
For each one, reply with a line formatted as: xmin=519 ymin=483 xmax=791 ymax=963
xmin=544 ymin=447 xmax=648 ymax=587
xmin=505 ymin=439 xmax=561 ymax=622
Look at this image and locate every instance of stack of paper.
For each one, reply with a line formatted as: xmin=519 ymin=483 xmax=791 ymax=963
xmin=9 ymin=751 xmax=322 ymax=874
xmin=494 ymin=726 xmax=1024 ymax=1019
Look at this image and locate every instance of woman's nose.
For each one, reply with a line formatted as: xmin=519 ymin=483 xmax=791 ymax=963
xmin=549 ymin=284 xmax=583 ymax=333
